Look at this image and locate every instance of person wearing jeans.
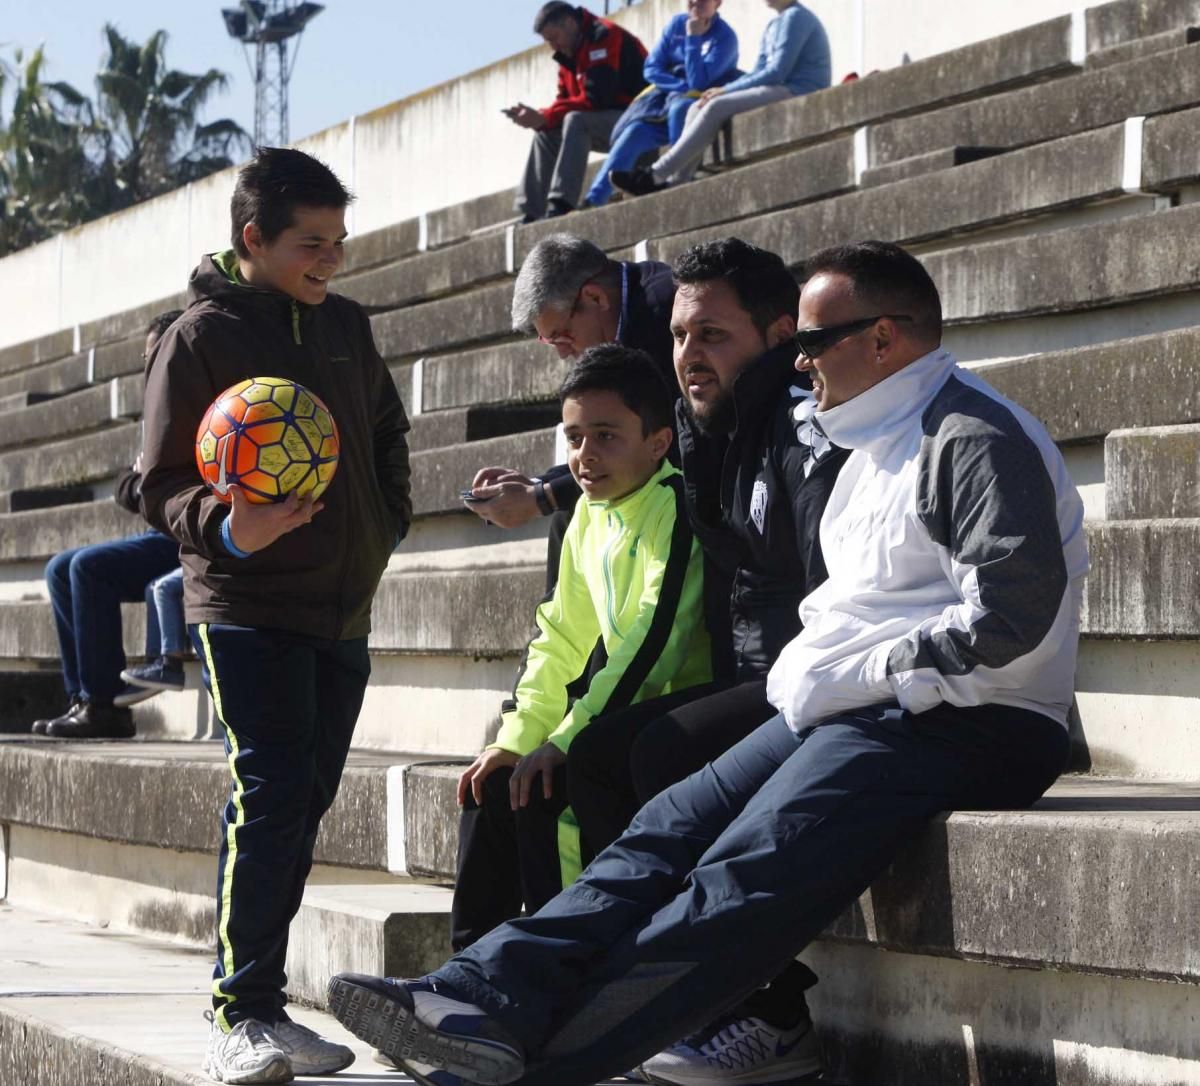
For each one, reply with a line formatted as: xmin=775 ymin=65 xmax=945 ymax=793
xmin=328 ymin=241 xmax=1089 ymax=1086
xmin=121 ymin=566 xmax=188 ymax=697
xmin=613 ymin=0 xmax=830 ymax=196
xmin=584 ymin=0 xmax=739 ymax=207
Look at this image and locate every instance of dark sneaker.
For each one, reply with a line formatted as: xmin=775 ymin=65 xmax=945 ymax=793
xmin=113 ymin=682 xmax=160 ymax=708
xmin=543 ymin=199 xmax=574 ymax=219
xmin=45 ymin=701 xmax=135 ymax=739
xmin=610 ymin=168 xmax=666 ymax=198
xmin=327 ymin=973 xmax=525 ymax=1086
xmin=641 ymin=1013 xmax=821 ymax=1085
xmin=32 ymin=697 xmax=83 ymax=736
xmin=121 ymin=656 xmax=186 ymax=692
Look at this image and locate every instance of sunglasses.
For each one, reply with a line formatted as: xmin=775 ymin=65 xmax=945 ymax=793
xmin=536 ymin=291 xmax=583 ymax=346
xmin=795 ymin=314 xmax=913 ymax=360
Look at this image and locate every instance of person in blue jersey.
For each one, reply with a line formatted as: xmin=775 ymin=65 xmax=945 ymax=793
xmin=613 ymin=0 xmax=831 ymax=197
xmin=584 ymin=0 xmax=739 ymax=208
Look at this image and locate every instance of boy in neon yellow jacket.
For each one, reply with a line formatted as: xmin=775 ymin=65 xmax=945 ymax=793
xmin=451 ymin=344 xmax=710 ymax=950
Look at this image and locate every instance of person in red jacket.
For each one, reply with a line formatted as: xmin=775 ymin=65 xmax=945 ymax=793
xmin=505 ymin=3 xmax=648 ymax=221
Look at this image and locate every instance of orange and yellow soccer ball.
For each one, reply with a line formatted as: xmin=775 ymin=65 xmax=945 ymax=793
xmin=195 ymin=377 xmax=340 ymax=504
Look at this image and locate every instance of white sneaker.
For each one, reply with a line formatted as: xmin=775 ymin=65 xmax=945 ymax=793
xmin=202 ymin=1011 xmax=294 ymax=1084
xmin=641 ymin=1014 xmax=821 ymax=1085
xmin=273 ymin=1018 xmax=356 ymax=1075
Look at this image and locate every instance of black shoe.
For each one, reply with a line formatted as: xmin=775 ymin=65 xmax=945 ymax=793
xmin=543 ymin=199 xmax=574 ymax=219
xmin=610 ymin=168 xmax=665 ymax=198
xmin=32 ymin=696 xmax=84 ymax=736
xmin=45 ymin=700 xmax=135 ymax=739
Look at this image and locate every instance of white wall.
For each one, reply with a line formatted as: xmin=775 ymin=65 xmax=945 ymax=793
xmin=3 ymin=0 xmax=1085 ymax=351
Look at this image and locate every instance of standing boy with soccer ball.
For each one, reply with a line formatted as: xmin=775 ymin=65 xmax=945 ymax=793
xmin=140 ymin=147 xmax=412 ymax=1083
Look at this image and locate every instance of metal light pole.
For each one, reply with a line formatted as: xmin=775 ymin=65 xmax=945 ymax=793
xmin=222 ymin=2 xmax=324 ymax=147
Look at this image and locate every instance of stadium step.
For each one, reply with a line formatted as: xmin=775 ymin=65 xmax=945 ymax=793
xmin=1105 ymin=422 xmax=1200 ymax=518
xmin=407 ymin=402 xmax=559 ymax=453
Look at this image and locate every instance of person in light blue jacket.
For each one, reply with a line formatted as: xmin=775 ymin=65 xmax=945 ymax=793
xmin=585 ymin=0 xmax=739 ymax=207
xmin=613 ymin=0 xmax=830 ymax=197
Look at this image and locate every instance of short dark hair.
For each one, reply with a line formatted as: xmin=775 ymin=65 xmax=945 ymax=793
xmin=230 ymin=147 xmax=354 ymax=258
xmin=534 ymin=2 xmax=579 ymax=33
xmin=146 ymin=309 xmax=184 ymax=341
xmin=559 ymin=344 xmax=674 ymax=436
xmin=801 ymin=240 xmax=943 ymax=343
xmin=671 ymin=238 xmax=800 ymax=336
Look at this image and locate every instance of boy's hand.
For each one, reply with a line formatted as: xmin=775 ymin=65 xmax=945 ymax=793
xmin=227 ymin=486 xmax=323 ymax=554
xmin=505 ymin=104 xmax=546 ymax=130
xmin=466 ymin=466 xmax=541 ymax=528
xmin=457 ymin=747 xmax=520 ymax=806
xmin=696 ymin=87 xmax=724 ymax=109
xmin=510 ymin=741 xmax=567 ymax=809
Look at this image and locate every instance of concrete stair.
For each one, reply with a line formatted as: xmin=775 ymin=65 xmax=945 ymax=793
xmin=1 ymin=2 xmax=1200 ymax=1082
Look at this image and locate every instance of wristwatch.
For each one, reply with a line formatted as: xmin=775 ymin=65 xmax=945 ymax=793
xmin=533 ymin=478 xmax=554 ymax=516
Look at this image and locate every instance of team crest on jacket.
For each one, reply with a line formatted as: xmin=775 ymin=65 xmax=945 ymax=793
xmin=750 ymin=478 xmax=768 ymax=534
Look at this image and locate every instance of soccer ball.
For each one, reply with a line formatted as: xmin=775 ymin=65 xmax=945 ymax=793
xmin=195 ymin=377 xmax=340 ymax=505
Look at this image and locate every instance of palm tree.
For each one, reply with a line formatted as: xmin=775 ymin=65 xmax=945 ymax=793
xmin=0 ymin=46 xmax=100 ymax=252
xmin=93 ymin=23 xmax=250 ymax=209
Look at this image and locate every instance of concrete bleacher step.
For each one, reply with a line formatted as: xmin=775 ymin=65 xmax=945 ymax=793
xmin=0 ymin=485 xmax=94 ymax=515
xmin=1086 ymin=22 xmax=1200 ymax=66
xmin=1105 ymin=423 xmax=1200 ymax=518
xmin=0 ymin=902 xmax=439 ymax=1086
xmin=0 ymin=376 xmax=140 ymax=453
xmin=407 ymin=402 xmax=559 ymax=453
xmin=870 ymin=36 xmax=1200 ymax=166
xmin=857 ymin=144 xmax=1005 ymax=189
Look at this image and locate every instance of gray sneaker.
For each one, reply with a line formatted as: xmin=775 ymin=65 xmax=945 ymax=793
xmin=641 ymin=1013 xmax=821 ymax=1085
xmin=202 ymin=1011 xmax=293 ymax=1084
xmin=273 ymin=1018 xmax=355 ymax=1075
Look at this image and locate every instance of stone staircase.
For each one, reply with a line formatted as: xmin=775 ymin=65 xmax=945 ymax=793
xmin=1 ymin=0 xmax=1199 ymax=1081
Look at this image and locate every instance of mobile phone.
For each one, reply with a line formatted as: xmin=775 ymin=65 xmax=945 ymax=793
xmin=460 ymin=488 xmax=493 ymax=504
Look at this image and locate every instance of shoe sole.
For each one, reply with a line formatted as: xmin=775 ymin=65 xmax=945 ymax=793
xmin=327 ymin=977 xmax=523 ymax=1086
xmin=118 ymin=670 xmax=185 ymax=693
xmin=287 ymin=1052 xmax=355 ymax=1076
xmin=207 ymin=1054 xmax=293 ymax=1083
xmin=113 ymin=688 xmax=161 ymax=707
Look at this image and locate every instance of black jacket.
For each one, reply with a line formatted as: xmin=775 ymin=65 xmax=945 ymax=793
xmin=140 ymin=253 xmax=412 ymax=641
xmin=676 ymin=342 xmax=848 ymax=682
xmin=544 ymin=259 xmax=677 ymax=511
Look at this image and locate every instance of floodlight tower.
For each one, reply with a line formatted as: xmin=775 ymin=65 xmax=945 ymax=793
xmin=222 ymin=1 xmax=324 ymax=147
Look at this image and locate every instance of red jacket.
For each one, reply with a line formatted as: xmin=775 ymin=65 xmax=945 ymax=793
xmin=541 ymin=7 xmax=648 ymax=129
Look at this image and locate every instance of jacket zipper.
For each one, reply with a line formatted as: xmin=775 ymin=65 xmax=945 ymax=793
xmin=291 ymin=300 xmax=302 ymax=345
xmin=602 ymin=509 xmax=624 ymax=636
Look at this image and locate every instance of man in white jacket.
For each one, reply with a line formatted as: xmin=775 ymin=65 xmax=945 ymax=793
xmin=328 ymin=241 xmax=1088 ymax=1086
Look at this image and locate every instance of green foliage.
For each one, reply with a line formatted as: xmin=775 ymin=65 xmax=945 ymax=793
xmin=0 ymin=25 xmax=251 ymax=256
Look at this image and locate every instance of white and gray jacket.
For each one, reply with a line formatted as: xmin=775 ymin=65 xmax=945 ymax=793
xmin=766 ymin=348 xmax=1088 ymax=731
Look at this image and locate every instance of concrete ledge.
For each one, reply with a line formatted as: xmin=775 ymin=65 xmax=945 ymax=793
xmin=927 ymin=202 xmax=1200 ymax=324
xmin=0 ymin=329 xmax=75 ymax=379
xmin=0 ymin=501 xmax=141 ymax=563
xmin=974 ymin=325 xmax=1200 ymax=444
xmin=1083 ymin=519 xmax=1200 ymax=635
xmin=0 ymin=351 xmax=89 ymax=400
xmin=727 ymin=14 xmax=1077 ymax=162
xmin=1143 ymin=106 xmax=1200 ymax=188
xmin=1105 ymin=424 xmax=1200 ymax=518
xmin=408 ymin=403 xmax=559 ymax=452
xmin=0 ymin=485 xmax=94 ymax=515
xmin=341 ymin=216 xmax=422 ymax=275
xmin=371 ymin=281 xmax=515 ymax=362
xmin=859 ymin=145 xmax=1005 ymax=189
xmin=651 ymin=121 xmax=1131 ymax=272
xmin=340 ymin=232 xmax=510 ymax=312
xmin=1087 ymin=0 xmax=1200 ymax=51
xmin=870 ymin=41 xmax=1200 ymax=166
xmin=422 ymin=340 xmax=564 ymax=412
xmin=410 ymin=426 xmax=556 ymax=515
xmin=516 ymin=137 xmax=855 ymax=267
xmin=0 ymin=377 xmax=140 ymax=452
xmin=76 ymin=292 xmax=186 ymax=355
xmin=1086 ymin=24 xmax=1200 ymax=68
xmin=0 ymin=422 xmax=139 ymax=493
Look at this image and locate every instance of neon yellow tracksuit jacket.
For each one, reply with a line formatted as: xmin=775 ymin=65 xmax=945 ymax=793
xmin=494 ymin=460 xmax=711 ymax=757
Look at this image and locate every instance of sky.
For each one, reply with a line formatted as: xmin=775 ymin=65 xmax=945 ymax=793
xmin=0 ymin=0 xmax=580 ymax=143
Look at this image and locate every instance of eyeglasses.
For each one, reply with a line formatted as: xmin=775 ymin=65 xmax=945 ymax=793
xmin=536 ymin=291 xmax=583 ymax=346
xmin=795 ymin=314 xmax=913 ymax=360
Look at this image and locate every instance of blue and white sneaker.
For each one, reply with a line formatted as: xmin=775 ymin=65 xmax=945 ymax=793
xmin=641 ymin=1013 xmax=821 ymax=1085
xmin=326 ymin=974 xmax=525 ymax=1086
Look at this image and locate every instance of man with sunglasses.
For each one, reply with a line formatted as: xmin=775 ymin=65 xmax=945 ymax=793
xmin=464 ymin=233 xmax=677 ymax=533
xmin=329 ymin=240 xmax=1087 ymax=1086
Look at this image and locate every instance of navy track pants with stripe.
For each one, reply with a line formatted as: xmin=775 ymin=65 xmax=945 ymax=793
xmin=192 ymin=622 xmax=369 ymax=1028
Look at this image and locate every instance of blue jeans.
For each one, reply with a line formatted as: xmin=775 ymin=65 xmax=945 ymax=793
xmin=145 ymin=566 xmax=186 ymax=656
xmin=433 ymin=702 xmax=1069 ymax=1086
xmin=586 ymin=97 xmax=696 ymax=207
xmin=45 ymin=530 xmax=181 ymax=704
